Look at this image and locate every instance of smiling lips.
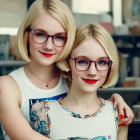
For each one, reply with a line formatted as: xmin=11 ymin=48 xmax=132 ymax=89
xmin=83 ymin=79 xmax=98 ymax=84
xmin=41 ymin=52 xmax=54 ymax=57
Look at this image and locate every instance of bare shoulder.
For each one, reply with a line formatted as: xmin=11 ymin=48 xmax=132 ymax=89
xmin=0 ymin=75 xmax=15 ymax=84
xmin=0 ymin=75 xmax=12 ymax=87
xmin=0 ymin=75 xmax=22 ymax=107
xmin=0 ymin=75 xmax=20 ymax=90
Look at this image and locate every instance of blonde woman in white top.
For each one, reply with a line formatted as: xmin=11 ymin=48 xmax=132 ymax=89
xmin=0 ymin=0 xmax=133 ymax=139
xmin=31 ymin=24 xmax=129 ymax=139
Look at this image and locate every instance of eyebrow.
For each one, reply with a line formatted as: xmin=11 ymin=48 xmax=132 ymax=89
xmin=74 ymin=56 xmax=109 ymax=60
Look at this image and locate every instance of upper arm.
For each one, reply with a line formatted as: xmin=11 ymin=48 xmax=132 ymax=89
xmin=0 ymin=76 xmax=50 ymax=140
xmin=114 ymin=105 xmax=128 ymax=140
xmin=0 ymin=76 xmax=32 ymax=139
xmin=0 ymin=75 xmax=21 ymax=122
xmin=117 ymin=125 xmax=128 ymax=140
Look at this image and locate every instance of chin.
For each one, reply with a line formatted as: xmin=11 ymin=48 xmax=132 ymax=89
xmin=80 ymin=87 xmax=98 ymax=94
xmin=39 ymin=58 xmax=56 ymax=65
xmin=82 ymin=83 xmax=103 ymax=93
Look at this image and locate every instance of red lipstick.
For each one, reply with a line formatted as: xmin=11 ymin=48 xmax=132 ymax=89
xmin=41 ymin=52 xmax=53 ymax=57
xmin=83 ymin=79 xmax=97 ymax=84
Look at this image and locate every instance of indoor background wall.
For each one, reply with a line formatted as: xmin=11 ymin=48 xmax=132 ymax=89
xmin=0 ymin=0 xmax=27 ymax=28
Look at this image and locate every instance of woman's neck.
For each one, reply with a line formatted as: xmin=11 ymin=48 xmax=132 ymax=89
xmin=25 ymin=62 xmax=60 ymax=89
xmin=62 ymin=86 xmax=101 ymax=115
xmin=28 ymin=62 xmax=58 ymax=79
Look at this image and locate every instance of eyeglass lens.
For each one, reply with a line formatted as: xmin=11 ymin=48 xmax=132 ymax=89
xmin=32 ymin=30 xmax=67 ymax=47
xmin=75 ymin=58 xmax=111 ymax=71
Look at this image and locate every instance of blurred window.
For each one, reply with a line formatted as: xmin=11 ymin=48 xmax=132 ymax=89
xmin=72 ymin=0 xmax=110 ymax=14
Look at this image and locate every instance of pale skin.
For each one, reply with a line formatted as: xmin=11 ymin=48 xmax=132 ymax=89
xmin=64 ymin=37 xmax=128 ymax=139
xmin=31 ymin=37 xmax=128 ymax=139
xmin=0 ymin=77 xmax=50 ymax=140
xmin=0 ymin=11 xmax=132 ymax=140
xmin=0 ymin=11 xmax=64 ymax=140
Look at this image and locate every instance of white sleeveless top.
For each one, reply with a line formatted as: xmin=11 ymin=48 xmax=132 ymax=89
xmin=47 ymin=100 xmax=118 ymax=140
xmin=2 ymin=67 xmax=69 ymax=140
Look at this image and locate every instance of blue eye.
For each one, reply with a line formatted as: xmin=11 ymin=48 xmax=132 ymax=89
xmin=35 ymin=31 xmax=45 ymax=37
xmin=77 ymin=59 xmax=89 ymax=65
xmin=98 ymin=59 xmax=109 ymax=65
xmin=55 ymin=35 xmax=66 ymax=40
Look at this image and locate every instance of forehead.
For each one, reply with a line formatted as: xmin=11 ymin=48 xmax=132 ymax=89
xmin=31 ymin=10 xmax=65 ymax=34
xmin=71 ymin=37 xmax=107 ymax=59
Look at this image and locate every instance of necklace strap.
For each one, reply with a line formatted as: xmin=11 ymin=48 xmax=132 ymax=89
xmin=58 ymin=97 xmax=105 ymax=119
xmin=28 ymin=64 xmax=49 ymax=87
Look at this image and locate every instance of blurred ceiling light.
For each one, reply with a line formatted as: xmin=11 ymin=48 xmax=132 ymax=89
xmin=0 ymin=27 xmax=18 ymax=35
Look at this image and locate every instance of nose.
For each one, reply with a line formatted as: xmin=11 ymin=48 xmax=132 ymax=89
xmin=87 ymin=62 xmax=97 ymax=76
xmin=43 ymin=37 xmax=54 ymax=50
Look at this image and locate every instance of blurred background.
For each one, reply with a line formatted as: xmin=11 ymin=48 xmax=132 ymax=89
xmin=0 ymin=0 xmax=140 ymax=139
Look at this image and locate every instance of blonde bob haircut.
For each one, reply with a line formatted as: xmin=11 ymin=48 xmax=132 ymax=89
xmin=59 ymin=24 xmax=119 ymax=88
xmin=18 ymin=0 xmax=76 ymax=62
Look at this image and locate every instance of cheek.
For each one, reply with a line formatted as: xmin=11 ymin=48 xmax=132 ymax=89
xmin=30 ymin=44 xmax=40 ymax=51
xmin=56 ymin=47 xmax=64 ymax=55
xmin=29 ymin=44 xmax=41 ymax=57
xmin=99 ymin=71 xmax=108 ymax=81
xmin=69 ymin=61 xmax=84 ymax=81
xmin=71 ymin=68 xmax=84 ymax=81
xmin=29 ymin=35 xmax=41 ymax=50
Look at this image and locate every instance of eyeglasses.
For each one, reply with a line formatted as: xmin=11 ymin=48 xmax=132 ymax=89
xmin=70 ymin=57 xmax=112 ymax=71
xmin=27 ymin=28 xmax=67 ymax=47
